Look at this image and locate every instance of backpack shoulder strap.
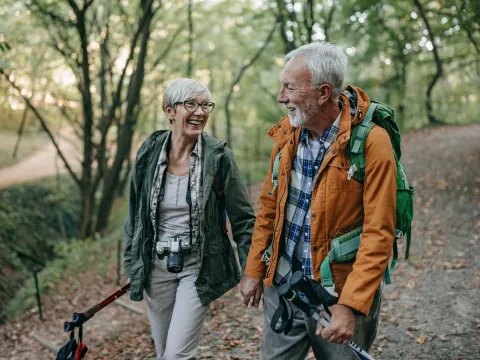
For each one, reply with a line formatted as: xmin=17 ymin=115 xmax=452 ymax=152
xmin=213 ymin=158 xmax=228 ymax=234
xmin=269 ymin=149 xmax=282 ymax=195
xmin=348 ymin=103 xmax=377 ymax=183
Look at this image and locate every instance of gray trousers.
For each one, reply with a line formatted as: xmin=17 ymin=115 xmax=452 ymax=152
xmin=144 ymin=255 xmax=208 ymax=360
xmin=260 ymin=286 xmax=381 ymax=360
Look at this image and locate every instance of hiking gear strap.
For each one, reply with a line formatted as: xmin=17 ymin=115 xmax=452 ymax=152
xmin=56 ymin=332 xmax=77 ymax=360
xmin=213 ymin=159 xmax=228 ymax=234
xmin=271 ymin=295 xmax=294 ymax=334
xmin=320 ymin=228 xmax=362 ymax=292
xmin=348 ymin=103 xmax=377 ymax=182
xmin=273 ymin=272 xmax=378 ymax=360
xmin=269 ymin=150 xmax=281 ymax=195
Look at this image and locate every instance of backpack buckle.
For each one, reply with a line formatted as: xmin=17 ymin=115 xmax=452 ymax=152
xmin=261 ymin=251 xmax=270 ymax=266
xmin=268 ymin=184 xmax=278 ymax=195
xmin=323 ymin=285 xmax=338 ymax=298
xmin=347 ymin=165 xmax=357 ymax=180
xmin=394 ymin=229 xmax=404 ymax=239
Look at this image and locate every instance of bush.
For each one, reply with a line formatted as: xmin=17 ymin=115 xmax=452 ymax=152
xmin=0 ymin=176 xmax=80 ymax=323
xmin=6 ymin=234 xmax=120 ymax=319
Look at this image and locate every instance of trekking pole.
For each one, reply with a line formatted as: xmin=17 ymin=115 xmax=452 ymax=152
xmin=58 ymin=281 xmax=131 ymax=360
xmin=64 ymin=281 xmax=131 ymax=331
xmin=274 ymin=272 xmax=377 ymax=360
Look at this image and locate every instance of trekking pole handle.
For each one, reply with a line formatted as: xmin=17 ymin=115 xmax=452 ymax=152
xmin=80 ymin=281 xmax=131 ymax=320
xmin=65 ymin=281 xmax=131 ymax=331
xmin=312 ymin=308 xmax=377 ymax=360
xmin=80 ymin=304 xmax=102 ymax=322
xmin=311 ymin=311 xmax=330 ymax=328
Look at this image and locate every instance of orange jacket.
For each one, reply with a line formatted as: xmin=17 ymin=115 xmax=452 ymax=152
xmin=244 ymin=86 xmax=396 ymax=315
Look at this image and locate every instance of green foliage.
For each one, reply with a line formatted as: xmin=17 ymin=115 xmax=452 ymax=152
xmin=6 ymin=231 xmax=121 ymax=320
xmin=1 ymin=0 xmax=479 ymax=139
xmin=0 ymin=176 xmax=80 ymax=323
xmin=2 ymin=181 xmax=128 ymax=321
xmin=0 ymin=177 xmax=80 ymax=248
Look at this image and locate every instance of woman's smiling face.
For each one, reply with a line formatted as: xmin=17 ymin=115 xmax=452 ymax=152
xmin=165 ymin=94 xmax=210 ymax=140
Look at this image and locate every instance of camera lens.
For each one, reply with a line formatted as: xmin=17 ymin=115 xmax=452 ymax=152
xmin=167 ymin=253 xmax=184 ymax=273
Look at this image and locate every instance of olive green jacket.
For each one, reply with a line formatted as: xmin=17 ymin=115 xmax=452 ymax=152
xmin=124 ymin=130 xmax=255 ymax=305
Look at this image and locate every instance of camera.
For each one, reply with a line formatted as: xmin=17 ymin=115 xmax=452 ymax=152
xmin=156 ymin=236 xmax=191 ymax=273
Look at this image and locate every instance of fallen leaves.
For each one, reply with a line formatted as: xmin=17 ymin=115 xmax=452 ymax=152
xmin=435 ymin=179 xmax=449 ymax=190
xmin=416 ymin=334 xmax=426 ymax=345
xmin=405 ymin=330 xmax=416 ymax=339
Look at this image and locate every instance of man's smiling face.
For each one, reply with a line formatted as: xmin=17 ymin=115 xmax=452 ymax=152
xmin=277 ymin=55 xmax=319 ymax=128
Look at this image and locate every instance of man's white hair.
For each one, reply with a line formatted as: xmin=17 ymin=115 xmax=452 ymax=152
xmin=163 ymin=78 xmax=211 ymax=110
xmin=285 ymin=42 xmax=348 ymax=99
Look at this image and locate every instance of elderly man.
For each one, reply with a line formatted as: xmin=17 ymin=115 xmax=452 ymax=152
xmin=239 ymin=42 xmax=396 ymax=359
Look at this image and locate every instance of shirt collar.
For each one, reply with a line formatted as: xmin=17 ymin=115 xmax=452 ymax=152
xmin=158 ymin=132 xmax=202 ymax=165
xmin=191 ymin=134 xmax=202 ymax=158
xmin=300 ymin=112 xmax=341 ymax=148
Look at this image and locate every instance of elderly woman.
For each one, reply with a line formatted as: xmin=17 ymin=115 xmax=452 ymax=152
xmin=124 ymin=78 xmax=255 ymax=359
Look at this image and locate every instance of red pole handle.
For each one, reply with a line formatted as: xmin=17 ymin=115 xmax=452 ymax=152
xmin=80 ymin=281 xmax=131 ymax=322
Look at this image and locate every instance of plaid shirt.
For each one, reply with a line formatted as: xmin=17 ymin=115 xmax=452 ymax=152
xmin=274 ymin=116 xmax=340 ymax=286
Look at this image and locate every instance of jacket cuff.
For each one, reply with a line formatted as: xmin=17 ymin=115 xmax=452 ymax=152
xmin=337 ymin=296 xmax=370 ymax=316
xmin=244 ymin=268 xmax=266 ymax=280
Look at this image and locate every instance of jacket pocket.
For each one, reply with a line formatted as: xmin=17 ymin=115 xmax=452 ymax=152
xmin=327 ymin=161 xmax=364 ymax=193
xmin=203 ymin=232 xmax=227 ymax=284
xmin=205 ymin=253 xmax=227 ymax=284
xmin=206 ymin=231 xmax=225 ymax=255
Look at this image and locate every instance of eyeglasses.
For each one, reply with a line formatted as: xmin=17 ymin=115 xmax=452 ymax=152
xmin=174 ymin=100 xmax=215 ymax=113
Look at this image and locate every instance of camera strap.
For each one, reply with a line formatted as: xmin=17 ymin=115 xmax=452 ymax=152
xmin=156 ymin=136 xmax=197 ymax=251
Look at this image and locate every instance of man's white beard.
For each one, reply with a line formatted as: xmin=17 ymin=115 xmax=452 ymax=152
xmin=288 ymin=107 xmax=308 ymax=128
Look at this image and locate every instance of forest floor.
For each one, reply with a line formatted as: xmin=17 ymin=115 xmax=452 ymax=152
xmin=0 ymin=124 xmax=479 ymax=360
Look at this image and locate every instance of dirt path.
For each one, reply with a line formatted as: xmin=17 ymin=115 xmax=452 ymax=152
xmin=0 ymin=127 xmax=82 ymax=189
xmin=0 ymin=124 xmax=479 ymax=360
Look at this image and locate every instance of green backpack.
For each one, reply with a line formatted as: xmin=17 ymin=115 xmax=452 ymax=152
xmin=268 ymin=102 xmax=414 ymax=291
xmin=320 ymin=102 xmax=414 ymax=290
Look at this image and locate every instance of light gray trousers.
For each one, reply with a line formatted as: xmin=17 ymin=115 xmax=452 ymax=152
xmin=261 ymin=286 xmax=381 ymax=360
xmin=144 ymin=255 xmax=208 ymax=360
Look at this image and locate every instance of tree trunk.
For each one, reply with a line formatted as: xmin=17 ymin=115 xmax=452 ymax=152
xmin=95 ymin=1 xmax=155 ymax=233
xmin=225 ymin=23 xmax=276 ymax=148
xmin=116 ymin=157 xmax=131 ymax=197
xmin=208 ymin=67 xmax=216 ymax=138
xmin=274 ymin=0 xmax=295 ymax=54
xmin=12 ymin=106 xmax=29 ymax=159
xmin=397 ymin=58 xmax=408 ymax=130
xmin=187 ymin=0 xmax=194 ymax=77
xmin=459 ymin=0 xmax=480 ymax=57
xmin=414 ymin=0 xmax=443 ymax=125
xmin=324 ymin=5 xmax=336 ymax=42
xmin=77 ymin=10 xmax=96 ymax=238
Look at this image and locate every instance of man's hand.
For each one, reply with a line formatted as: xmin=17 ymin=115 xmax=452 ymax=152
xmin=238 ymin=276 xmax=263 ymax=308
xmin=316 ymin=304 xmax=356 ymax=344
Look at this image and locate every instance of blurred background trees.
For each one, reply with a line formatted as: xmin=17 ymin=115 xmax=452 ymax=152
xmin=1 ymin=0 xmax=479 ymax=237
